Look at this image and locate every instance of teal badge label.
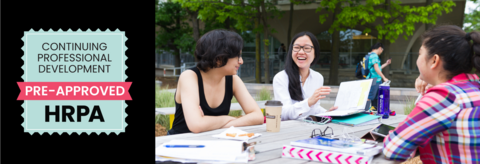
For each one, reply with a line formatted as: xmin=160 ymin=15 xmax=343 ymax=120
xmin=20 ymin=29 xmax=129 ymax=135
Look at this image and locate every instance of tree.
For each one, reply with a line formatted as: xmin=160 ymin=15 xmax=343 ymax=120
xmin=256 ymin=13 xmax=262 ymax=83
xmin=177 ymin=0 xmax=256 ymax=45
xmin=180 ymin=0 xmax=282 ymax=84
xmin=316 ymin=0 xmax=456 ymax=85
xmin=155 ymin=1 xmax=195 ymax=77
xmin=182 ymin=2 xmax=201 ymax=62
xmin=464 ymin=0 xmax=480 ymax=33
xmin=287 ymin=0 xmax=294 ymax=52
xmin=286 ymin=0 xmax=316 ymax=52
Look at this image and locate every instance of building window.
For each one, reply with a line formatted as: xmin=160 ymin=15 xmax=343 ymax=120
xmin=316 ymin=29 xmax=379 ymax=69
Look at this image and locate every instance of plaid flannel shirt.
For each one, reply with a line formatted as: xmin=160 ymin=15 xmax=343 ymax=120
xmin=383 ymin=73 xmax=480 ymax=164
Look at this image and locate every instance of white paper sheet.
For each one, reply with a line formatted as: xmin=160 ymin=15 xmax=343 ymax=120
xmin=333 ymin=79 xmax=372 ymax=111
xmin=156 ymin=152 xmax=249 ymax=163
xmin=156 ymin=140 xmax=244 ymax=162
xmin=315 ymin=79 xmax=372 ymax=116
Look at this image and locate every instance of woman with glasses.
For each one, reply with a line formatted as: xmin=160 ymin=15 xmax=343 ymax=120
xmin=273 ymin=31 xmax=338 ymax=121
xmin=168 ymin=29 xmax=264 ymax=135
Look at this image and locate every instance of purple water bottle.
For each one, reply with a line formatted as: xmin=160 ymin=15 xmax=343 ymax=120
xmin=377 ymin=81 xmax=391 ymax=119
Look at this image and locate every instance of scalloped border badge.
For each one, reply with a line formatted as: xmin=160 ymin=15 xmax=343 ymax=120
xmin=21 ymin=28 xmax=128 ymax=135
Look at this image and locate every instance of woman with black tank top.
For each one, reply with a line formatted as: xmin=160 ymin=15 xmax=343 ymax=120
xmin=168 ymin=29 xmax=264 ymax=135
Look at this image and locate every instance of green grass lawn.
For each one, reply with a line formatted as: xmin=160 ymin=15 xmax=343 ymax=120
xmin=403 ymin=96 xmax=416 ymax=115
xmin=156 ymin=84 xmax=175 ymax=108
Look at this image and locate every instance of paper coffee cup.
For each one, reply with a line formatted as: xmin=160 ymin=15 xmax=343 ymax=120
xmin=265 ymin=100 xmax=283 ymax=132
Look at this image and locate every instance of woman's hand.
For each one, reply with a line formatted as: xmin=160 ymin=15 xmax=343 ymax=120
xmin=222 ymin=116 xmax=240 ymax=128
xmin=327 ymin=106 xmax=338 ymax=112
xmin=415 ymin=77 xmax=433 ymax=95
xmin=308 ymin=86 xmax=331 ymax=107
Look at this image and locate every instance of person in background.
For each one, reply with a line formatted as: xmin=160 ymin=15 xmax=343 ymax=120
xmin=383 ymin=25 xmax=480 ymax=164
xmin=366 ymin=43 xmax=391 ymax=109
xmin=273 ymin=31 xmax=338 ymax=121
xmin=168 ymin=29 xmax=264 ymax=135
xmin=277 ymin=43 xmax=286 ymax=62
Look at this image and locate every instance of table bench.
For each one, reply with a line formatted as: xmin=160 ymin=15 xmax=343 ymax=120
xmin=156 ymin=114 xmax=407 ymax=164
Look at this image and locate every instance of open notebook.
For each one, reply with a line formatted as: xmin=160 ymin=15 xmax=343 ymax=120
xmin=315 ymin=79 xmax=373 ymax=117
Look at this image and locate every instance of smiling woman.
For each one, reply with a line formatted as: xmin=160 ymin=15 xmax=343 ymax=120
xmin=168 ymin=29 xmax=264 ymax=135
xmin=272 ymin=31 xmax=338 ymax=121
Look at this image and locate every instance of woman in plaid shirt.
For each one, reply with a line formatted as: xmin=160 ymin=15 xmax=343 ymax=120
xmin=383 ymin=25 xmax=480 ymax=164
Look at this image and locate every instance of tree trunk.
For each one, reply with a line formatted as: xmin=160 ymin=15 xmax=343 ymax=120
xmin=287 ymin=0 xmax=294 ymax=51
xmin=174 ymin=48 xmax=181 ymax=81
xmin=382 ymin=0 xmax=391 ymax=79
xmin=255 ymin=13 xmax=261 ymax=83
xmin=329 ymin=31 xmax=340 ymax=85
xmin=175 ymin=9 xmax=182 ymax=81
xmin=263 ymin=32 xmax=270 ymax=84
xmin=225 ymin=17 xmax=231 ymax=30
xmin=174 ymin=48 xmax=181 ymax=68
xmin=190 ymin=9 xmax=200 ymax=62
xmin=261 ymin=2 xmax=270 ymax=84
xmin=381 ymin=41 xmax=390 ymax=78
xmin=328 ymin=3 xmax=341 ymax=85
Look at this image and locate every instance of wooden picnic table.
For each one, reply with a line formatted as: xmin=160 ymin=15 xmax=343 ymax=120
xmin=155 ymin=114 xmax=407 ymax=164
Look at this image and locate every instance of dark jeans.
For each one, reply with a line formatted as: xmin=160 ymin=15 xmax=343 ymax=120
xmin=167 ymin=131 xmax=170 ymax=135
xmin=368 ymin=82 xmax=380 ymax=109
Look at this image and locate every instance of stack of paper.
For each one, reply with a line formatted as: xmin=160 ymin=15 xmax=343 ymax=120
xmin=282 ymin=137 xmax=382 ymax=164
xmin=282 ymin=145 xmax=377 ymax=164
xmin=290 ymin=138 xmax=382 ymax=156
xmin=155 ymin=140 xmax=248 ymax=163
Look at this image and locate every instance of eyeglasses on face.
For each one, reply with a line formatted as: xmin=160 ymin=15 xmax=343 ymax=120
xmin=292 ymin=45 xmax=314 ymax=53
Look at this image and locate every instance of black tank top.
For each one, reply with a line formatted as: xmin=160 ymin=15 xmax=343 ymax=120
xmin=168 ymin=67 xmax=233 ymax=135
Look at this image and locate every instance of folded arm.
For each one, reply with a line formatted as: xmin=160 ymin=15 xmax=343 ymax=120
xmin=222 ymin=75 xmax=264 ymax=128
xmin=179 ymin=71 xmax=237 ymax=133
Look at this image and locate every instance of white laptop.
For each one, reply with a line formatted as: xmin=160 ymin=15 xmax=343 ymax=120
xmin=315 ymin=79 xmax=373 ymax=117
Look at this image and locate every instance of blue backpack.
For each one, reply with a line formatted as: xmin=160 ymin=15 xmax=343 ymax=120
xmin=355 ymin=53 xmax=373 ymax=79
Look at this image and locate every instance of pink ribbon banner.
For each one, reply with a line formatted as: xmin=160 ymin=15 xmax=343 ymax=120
xmin=17 ymin=82 xmax=132 ymax=100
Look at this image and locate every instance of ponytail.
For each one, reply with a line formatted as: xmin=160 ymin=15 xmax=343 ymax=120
xmin=421 ymin=25 xmax=480 ymax=79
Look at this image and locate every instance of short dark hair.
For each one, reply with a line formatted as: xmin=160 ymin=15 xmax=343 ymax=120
xmin=284 ymin=31 xmax=321 ymax=101
xmin=281 ymin=43 xmax=284 ymax=46
xmin=369 ymin=43 xmax=383 ymax=52
xmin=195 ymin=29 xmax=243 ymax=72
xmin=421 ymin=25 xmax=480 ymax=79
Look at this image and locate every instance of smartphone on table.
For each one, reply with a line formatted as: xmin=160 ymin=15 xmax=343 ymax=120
xmin=371 ymin=124 xmax=395 ymax=137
